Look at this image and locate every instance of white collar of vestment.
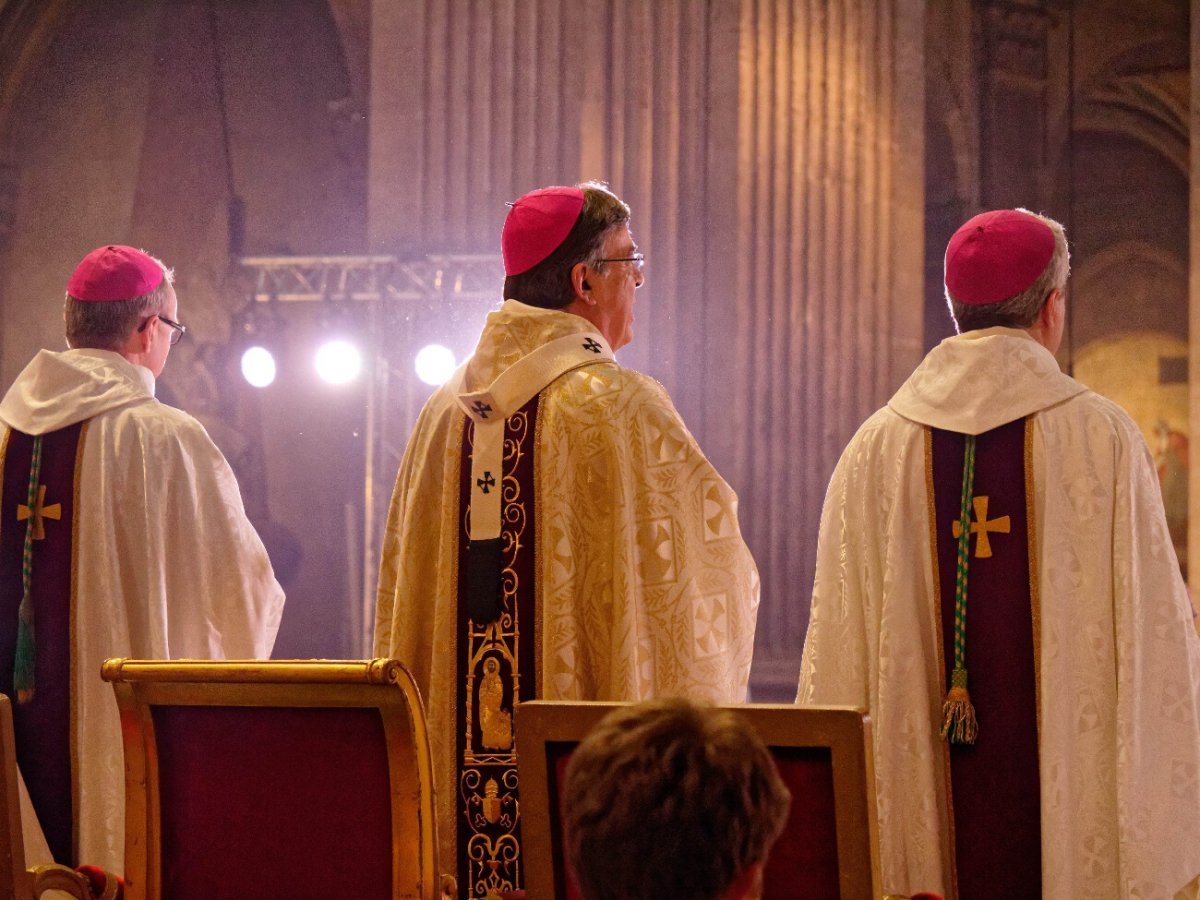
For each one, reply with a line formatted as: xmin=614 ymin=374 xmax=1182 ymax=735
xmin=887 ymin=327 xmax=1088 ymax=435
xmin=452 ymin=319 xmax=614 ymax=542
xmin=0 ymin=348 xmax=155 ymax=435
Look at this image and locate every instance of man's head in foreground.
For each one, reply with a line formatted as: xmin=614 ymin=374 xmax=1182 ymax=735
xmin=944 ymin=208 xmax=1070 ymax=353
xmin=563 ymin=698 xmax=791 ymax=900
xmin=501 ymin=181 xmax=644 ymax=352
xmin=64 ymin=244 xmax=180 ymax=378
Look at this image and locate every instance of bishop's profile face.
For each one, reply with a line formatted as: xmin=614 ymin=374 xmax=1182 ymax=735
xmin=147 ymin=283 xmax=180 ymax=378
xmin=589 ymin=224 xmax=644 ymax=352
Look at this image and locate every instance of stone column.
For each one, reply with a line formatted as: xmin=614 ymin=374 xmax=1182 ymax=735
xmin=977 ymin=0 xmax=1053 ymax=210
xmin=718 ymin=0 xmax=926 ymax=695
xmin=1190 ymin=0 xmax=1200 ymax=610
xmin=366 ymin=0 xmax=928 ymax=697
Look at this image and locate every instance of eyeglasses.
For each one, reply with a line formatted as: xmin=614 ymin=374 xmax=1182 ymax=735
xmin=597 ymin=252 xmax=645 ymax=273
xmin=137 ymin=313 xmax=187 ymax=346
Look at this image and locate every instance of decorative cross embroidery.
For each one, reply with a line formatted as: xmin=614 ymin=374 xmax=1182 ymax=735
xmin=17 ymin=485 xmax=61 ymax=541
xmin=951 ymin=495 xmax=1010 ymax=559
xmin=476 ymin=471 xmax=496 ymax=494
xmin=471 ymin=400 xmax=493 ymax=419
xmin=582 ymin=338 xmax=602 ymax=354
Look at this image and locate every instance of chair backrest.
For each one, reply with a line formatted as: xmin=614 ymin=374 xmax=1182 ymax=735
xmin=0 ymin=695 xmax=97 ymax=900
xmin=0 ymin=694 xmax=32 ymax=900
xmin=517 ymin=702 xmax=881 ymax=900
xmin=102 ymin=658 xmax=439 ymax=900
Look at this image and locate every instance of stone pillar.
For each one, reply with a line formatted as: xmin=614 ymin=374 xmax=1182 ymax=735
xmin=977 ymin=0 xmax=1052 ymax=210
xmin=1190 ymin=0 xmax=1200 ymax=612
xmin=720 ymin=0 xmax=926 ymax=695
xmin=366 ymin=0 xmax=927 ymax=699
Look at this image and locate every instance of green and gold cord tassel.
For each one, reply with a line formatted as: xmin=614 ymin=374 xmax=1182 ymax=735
xmin=941 ymin=433 xmax=978 ymax=745
xmin=14 ymin=435 xmax=43 ymax=704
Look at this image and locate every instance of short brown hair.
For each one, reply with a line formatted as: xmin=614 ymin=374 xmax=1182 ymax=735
xmin=947 ymin=209 xmax=1070 ymax=332
xmin=502 ymin=181 xmax=630 ymax=309
xmin=64 ymin=260 xmax=175 ymax=350
xmin=563 ymin=698 xmax=791 ymax=900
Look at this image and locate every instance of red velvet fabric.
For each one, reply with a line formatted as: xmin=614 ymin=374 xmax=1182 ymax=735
xmin=760 ymin=747 xmax=839 ymax=900
xmin=0 ymin=424 xmax=84 ymax=865
xmin=150 ymin=705 xmax=393 ymax=900
xmin=932 ymin=422 xmax=1042 ymax=898
xmin=546 ymin=743 xmax=585 ymax=900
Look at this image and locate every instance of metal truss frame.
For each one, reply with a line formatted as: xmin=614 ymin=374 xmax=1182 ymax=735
xmin=239 ymin=253 xmax=502 ymax=654
xmin=240 ymin=254 xmax=501 ymax=303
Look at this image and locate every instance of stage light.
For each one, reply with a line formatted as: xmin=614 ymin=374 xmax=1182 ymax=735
xmin=232 ymin=299 xmax=286 ymax=388
xmin=315 ymin=339 xmax=363 ymax=385
xmin=414 ymin=344 xmax=456 ymax=386
xmin=241 ymin=346 xmax=277 ymax=388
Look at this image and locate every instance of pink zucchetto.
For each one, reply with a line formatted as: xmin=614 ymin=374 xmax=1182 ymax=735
xmin=67 ymin=245 xmax=164 ymax=302
xmin=945 ymin=210 xmax=1055 ymax=305
xmin=502 ymin=186 xmax=586 ymax=276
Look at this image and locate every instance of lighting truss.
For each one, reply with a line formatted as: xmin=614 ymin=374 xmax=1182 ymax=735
xmin=237 ymin=252 xmax=503 ymax=655
xmin=239 ymin=254 xmax=502 ymax=304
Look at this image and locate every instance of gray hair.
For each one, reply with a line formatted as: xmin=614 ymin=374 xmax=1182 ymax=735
xmin=502 ymin=181 xmax=631 ymax=309
xmin=947 ymin=209 xmax=1070 ymax=332
xmin=64 ymin=261 xmax=175 ymax=350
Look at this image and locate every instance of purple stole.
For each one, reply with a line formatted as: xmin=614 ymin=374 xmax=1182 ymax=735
xmin=0 ymin=422 xmax=87 ymax=865
xmin=928 ymin=417 xmax=1041 ymax=898
xmin=454 ymin=396 xmax=540 ymax=899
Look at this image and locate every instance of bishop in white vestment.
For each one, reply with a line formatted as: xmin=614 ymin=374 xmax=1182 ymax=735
xmin=0 ymin=246 xmax=284 ymax=874
xmin=799 ymin=210 xmax=1200 ymax=899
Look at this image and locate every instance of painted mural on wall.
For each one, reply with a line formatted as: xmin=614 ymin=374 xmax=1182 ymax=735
xmin=1073 ymin=331 xmax=1188 ymax=576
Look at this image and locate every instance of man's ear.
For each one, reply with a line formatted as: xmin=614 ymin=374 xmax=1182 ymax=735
xmin=570 ymin=261 xmax=592 ymax=303
xmin=1040 ymin=287 xmax=1063 ymax=330
xmin=134 ymin=316 xmax=156 ymax=353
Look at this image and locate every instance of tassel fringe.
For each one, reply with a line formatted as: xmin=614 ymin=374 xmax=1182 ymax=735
xmin=941 ymin=668 xmax=976 ymax=744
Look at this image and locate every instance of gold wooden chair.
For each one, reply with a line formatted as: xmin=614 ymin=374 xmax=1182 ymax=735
xmin=102 ymin=658 xmax=441 ymax=900
xmin=0 ymin=694 xmax=112 ymax=900
xmin=516 ymin=701 xmax=882 ymax=900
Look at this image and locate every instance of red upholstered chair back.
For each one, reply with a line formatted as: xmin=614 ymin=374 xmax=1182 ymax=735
xmin=517 ymin=702 xmax=881 ymax=900
xmin=102 ymin=659 xmax=440 ymax=900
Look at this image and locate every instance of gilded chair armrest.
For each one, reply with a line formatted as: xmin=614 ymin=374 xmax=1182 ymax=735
xmin=29 ymin=868 xmax=122 ymax=900
xmin=30 ymin=863 xmax=96 ymax=899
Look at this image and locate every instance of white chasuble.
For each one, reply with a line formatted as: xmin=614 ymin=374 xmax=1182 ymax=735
xmin=0 ymin=348 xmax=285 ymax=874
xmin=799 ymin=328 xmax=1200 ymax=900
xmin=375 ymin=300 xmax=760 ymax=895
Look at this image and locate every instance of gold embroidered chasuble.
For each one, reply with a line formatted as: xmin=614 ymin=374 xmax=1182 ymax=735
xmin=375 ymin=300 xmax=760 ymax=898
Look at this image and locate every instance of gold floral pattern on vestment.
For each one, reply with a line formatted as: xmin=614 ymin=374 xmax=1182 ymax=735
xmin=460 ymin=408 xmax=530 ymax=899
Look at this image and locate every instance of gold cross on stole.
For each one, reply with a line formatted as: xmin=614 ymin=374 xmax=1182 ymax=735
xmin=17 ymin=484 xmax=62 ymax=540
xmin=951 ymin=495 xmax=1010 ymax=558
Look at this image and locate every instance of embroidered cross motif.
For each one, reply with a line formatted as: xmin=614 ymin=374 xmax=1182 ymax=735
xmin=471 ymin=400 xmax=493 ymax=419
xmin=582 ymin=338 xmax=602 ymax=354
xmin=951 ymin=495 xmax=1010 ymax=559
xmin=477 ymin=471 xmax=496 ymax=494
xmin=17 ymin=484 xmax=62 ymax=541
